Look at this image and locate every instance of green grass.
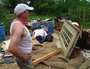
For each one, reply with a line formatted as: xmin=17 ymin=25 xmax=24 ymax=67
xmin=82 ymin=26 xmax=90 ymax=29
xmin=29 ymin=15 xmax=55 ymax=22
xmin=6 ymin=13 xmax=55 ymax=22
xmin=81 ymin=22 xmax=90 ymax=29
xmin=85 ymin=22 xmax=90 ymax=25
xmin=6 ymin=13 xmax=16 ymax=18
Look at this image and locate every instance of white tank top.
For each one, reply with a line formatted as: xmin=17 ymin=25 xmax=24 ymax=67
xmin=10 ymin=21 xmax=32 ymax=54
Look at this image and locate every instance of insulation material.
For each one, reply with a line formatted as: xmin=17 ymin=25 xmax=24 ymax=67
xmin=2 ymin=39 xmax=11 ymax=53
xmin=32 ymin=38 xmax=84 ymax=69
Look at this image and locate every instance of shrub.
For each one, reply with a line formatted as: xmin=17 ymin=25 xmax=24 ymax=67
xmin=0 ymin=5 xmax=5 ymax=20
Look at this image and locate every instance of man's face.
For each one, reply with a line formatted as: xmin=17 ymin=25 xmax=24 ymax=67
xmin=24 ymin=10 xmax=30 ymax=21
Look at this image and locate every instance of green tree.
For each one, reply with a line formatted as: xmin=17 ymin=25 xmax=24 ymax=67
xmin=34 ymin=0 xmax=56 ymax=15
xmin=2 ymin=0 xmax=28 ymax=8
xmin=0 ymin=4 xmax=4 ymax=19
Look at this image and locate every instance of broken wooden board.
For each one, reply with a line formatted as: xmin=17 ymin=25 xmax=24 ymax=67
xmin=33 ymin=49 xmax=61 ymax=65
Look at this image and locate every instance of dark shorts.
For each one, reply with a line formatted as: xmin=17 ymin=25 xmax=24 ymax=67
xmin=16 ymin=53 xmax=33 ymax=69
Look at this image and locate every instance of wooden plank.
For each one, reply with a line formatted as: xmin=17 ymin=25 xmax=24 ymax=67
xmin=49 ymin=66 xmax=51 ymax=69
xmin=83 ymin=9 xmax=85 ymax=25
xmin=33 ymin=49 xmax=61 ymax=65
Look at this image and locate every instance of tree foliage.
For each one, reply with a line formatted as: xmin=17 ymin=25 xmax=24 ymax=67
xmin=33 ymin=0 xmax=56 ymax=15
xmin=1 ymin=0 xmax=90 ymax=16
xmin=0 ymin=4 xmax=4 ymax=19
xmin=2 ymin=0 xmax=28 ymax=8
xmin=1 ymin=0 xmax=90 ymax=24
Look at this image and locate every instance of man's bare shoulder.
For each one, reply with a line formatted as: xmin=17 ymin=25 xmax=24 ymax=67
xmin=13 ymin=23 xmax=24 ymax=28
xmin=12 ymin=22 xmax=24 ymax=35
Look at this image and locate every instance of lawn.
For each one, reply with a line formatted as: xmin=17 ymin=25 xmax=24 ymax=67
xmin=6 ymin=12 xmax=56 ymax=22
xmin=81 ymin=22 xmax=90 ymax=29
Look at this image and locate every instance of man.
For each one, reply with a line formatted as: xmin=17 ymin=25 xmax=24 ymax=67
xmin=8 ymin=3 xmax=34 ymax=69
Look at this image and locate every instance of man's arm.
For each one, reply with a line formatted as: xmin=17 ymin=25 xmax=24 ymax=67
xmin=8 ymin=23 xmax=30 ymax=60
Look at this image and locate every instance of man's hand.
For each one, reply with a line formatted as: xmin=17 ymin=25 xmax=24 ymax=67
xmin=23 ymin=53 xmax=30 ymax=60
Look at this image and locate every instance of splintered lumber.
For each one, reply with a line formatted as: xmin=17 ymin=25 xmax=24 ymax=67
xmin=49 ymin=66 xmax=51 ymax=69
xmin=33 ymin=49 xmax=61 ymax=65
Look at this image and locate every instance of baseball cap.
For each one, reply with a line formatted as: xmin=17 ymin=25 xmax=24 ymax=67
xmin=14 ymin=3 xmax=34 ymax=15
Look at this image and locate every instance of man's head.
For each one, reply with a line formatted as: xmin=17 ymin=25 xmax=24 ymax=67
xmin=14 ymin=3 xmax=34 ymax=15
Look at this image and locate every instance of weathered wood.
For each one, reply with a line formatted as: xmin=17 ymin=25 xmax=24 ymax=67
xmin=33 ymin=49 xmax=61 ymax=65
xmin=49 ymin=66 xmax=51 ymax=69
xmin=79 ymin=9 xmax=81 ymax=18
xmin=83 ymin=9 xmax=85 ymax=25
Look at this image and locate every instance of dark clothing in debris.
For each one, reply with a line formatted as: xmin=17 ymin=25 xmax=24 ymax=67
xmin=44 ymin=34 xmax=53 ymax=42
xmin=54 ymin=16 xmax=62 ymax=22
xmin=25 ymin=25 xmax=31 ymax=29
xmin=76 ymin=31 xmax=90 ymax=49
xmin=74 ymin=24 xmax=90 ymax=49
